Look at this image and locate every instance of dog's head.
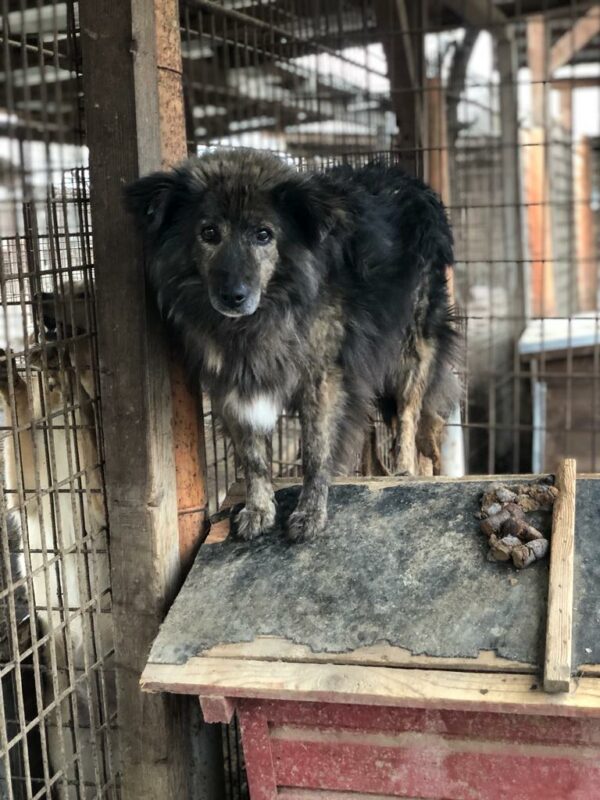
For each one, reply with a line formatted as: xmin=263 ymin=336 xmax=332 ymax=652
xmin=124 ymin=149 xmax=340 ymax=318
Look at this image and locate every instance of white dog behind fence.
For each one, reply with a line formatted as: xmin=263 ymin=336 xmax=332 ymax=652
xmin=0 ymin=296 xmax=114 ymax=799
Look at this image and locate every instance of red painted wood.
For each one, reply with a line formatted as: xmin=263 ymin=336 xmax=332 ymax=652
xmin=240 ymin=699 xmax=600 ymax=747
xmin=235 ymin=699 xmax=600 ymax=799
xmin=199 ymin=695 xmax=235 ymax=723
xmin=237 ymin=707 xmax=278 ymax=800
xmin=271 ymin=737 xmax=600 ymax=799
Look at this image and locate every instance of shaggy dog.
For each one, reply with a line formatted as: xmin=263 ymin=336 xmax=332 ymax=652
xmin=125 ymin=149 xmax=459 ymax=541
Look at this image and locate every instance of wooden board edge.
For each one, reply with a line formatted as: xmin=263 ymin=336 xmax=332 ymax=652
xmin=140 ymin=657 xmax=600 ymax=717
xmin=544 ymin=458 xmax=576 ymax=693
xmin=198 ymin=636 xmax=536 ymax=675
xmin=579 ymin=664 xmax=600 ymax=677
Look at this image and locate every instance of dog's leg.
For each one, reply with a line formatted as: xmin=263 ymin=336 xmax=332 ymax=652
xmin=394 ymin=339 xmax=435 ymax=475
xmin=288 ymin=370 xmax=342 ymax=542
xmin=227 ymin=422 xmax=276 ymax=540
xmin=416 ymin=411 xmax=445 ymax=476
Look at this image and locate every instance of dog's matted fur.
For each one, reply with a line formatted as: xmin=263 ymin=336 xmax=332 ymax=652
xmin=125 ymin=149 xmax=460 ymax=541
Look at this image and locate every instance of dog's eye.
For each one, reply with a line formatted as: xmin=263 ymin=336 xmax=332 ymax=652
xmin=200 ymin=225 xmax=219 ymax=243
xmin=254 ymin=228 xmax=273 ymax=245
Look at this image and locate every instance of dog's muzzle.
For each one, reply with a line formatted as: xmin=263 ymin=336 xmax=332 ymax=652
xmin=209 ymin=283 xmax=260 ymax=317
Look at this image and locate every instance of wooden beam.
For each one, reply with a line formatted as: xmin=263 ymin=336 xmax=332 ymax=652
xmin=558 ymin=86 xmax=573 ymax=130
xmin=172 ymin=362 xmax=208 ymax=570
xmin=199 ymin=695 xmax=235 ymax=723
xmin=425 ymin=77 xmax=450 ymax=203
xmin=79 ymin=1 xmax=199 ymax=797
xmin=528 ymin=14 xmax=549 ymax=127
xmin=544 ymin=458 xmax=577 ymax=693
xmin=552 ymin=76 xmax=600 ymax=89
xmin=497 ymin=28 xmax=528 ymax=320
xmin=133 ymin=0 xmax=208 ymax=567
xmin=550 ymin=5 xmax=600 ymax=73
xmin=141 ymin=657 xmax=600 ymax=717
xmin=574 ymin=138 xmax=598 ymax=311
xmin=373 ymin=0 xmax=426 ymax=176
xmin=443 ymin=0 xmax=506 ymax=29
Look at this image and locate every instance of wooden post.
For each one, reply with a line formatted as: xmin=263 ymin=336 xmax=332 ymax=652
xmin=425 ymin=77 xmax=449 ymax=204
xmin=544 ymin=458 xmax=576 ymax=693
xmin=526 ymin=15 xmax=556 ymax=318
xmin=575 ymin=138 xmax=598 ymax=311
xmin=527 ymin=15 xmax=549 ymax=129
xmin=80 ymin=1 xmax=207 ymax=796
xmin=497 ymin=29 xmax=527 ymax=320
xmin=558 ymin=86 xmax=573 ymax=131
xmin=374 ymin=0 xmax=426 ymax=177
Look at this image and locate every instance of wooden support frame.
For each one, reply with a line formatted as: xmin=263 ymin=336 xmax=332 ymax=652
xmin=80 ymin=0 xmax=207 ymax=796
xmin=544 ymin=459 xmax=577 ymax=693
xmin=550 ymin=5 xmax=600 ymax=74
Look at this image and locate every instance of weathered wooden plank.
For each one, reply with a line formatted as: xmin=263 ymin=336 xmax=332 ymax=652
xmin=544 ymin=458 xmax=577 ymax=693
xmin=253 ymin=699 xmax=600 ymax=745
xmin=202 ymin=636 xmax=536 ymax=674
xmin=271 ymin=733 xmax=600 ymax=798
xmin=141 ymin=658 xmax=600 ymax=717
xmin=237 ymin=707 xmax=278 ymax=800
xmin=131 ymin=0 xmax=208 ymax=565
xmin=172 ymin=360 xmax=208 ymax=568
xmin=199 ymin=695 xmax=235 ymax=724
xmin=79 ymin=1 xmax=194 ymax=796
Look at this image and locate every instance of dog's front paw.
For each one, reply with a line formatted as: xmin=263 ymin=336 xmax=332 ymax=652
xmin=234 ymin=501 xmax=276 ymax=541
xmin=287 ymin=507 xmax=327 ymax=542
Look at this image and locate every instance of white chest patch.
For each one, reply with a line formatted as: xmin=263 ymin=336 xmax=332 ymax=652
xmin=224 ymin=392 xmax=279 ymax=432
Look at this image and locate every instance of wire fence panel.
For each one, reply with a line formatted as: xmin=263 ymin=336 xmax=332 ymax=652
xmin=0 ymin=2 xmax=117 ymax=798
xmin=180 ymin=0 xmax=600 ymax=511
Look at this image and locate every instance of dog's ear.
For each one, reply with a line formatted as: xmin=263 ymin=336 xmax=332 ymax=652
xmin=123 ymin=171 xmax=180 ymax=235
xmin=271 ymin=177 xmax=342 ymax=247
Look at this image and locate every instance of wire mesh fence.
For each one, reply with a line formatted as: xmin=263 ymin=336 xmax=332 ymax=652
xmin=180 ymin=0 xmax=600 ymax=518
xmin=0 ymin=1 xmax=117 ymax=798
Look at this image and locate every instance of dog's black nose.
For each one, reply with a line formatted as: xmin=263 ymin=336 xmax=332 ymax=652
xmin=221 ymin=285 xmax=249 ymax=308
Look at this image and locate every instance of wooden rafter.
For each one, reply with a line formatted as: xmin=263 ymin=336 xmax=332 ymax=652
xmin=550 ymin=5 xmax=600 ymax=73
